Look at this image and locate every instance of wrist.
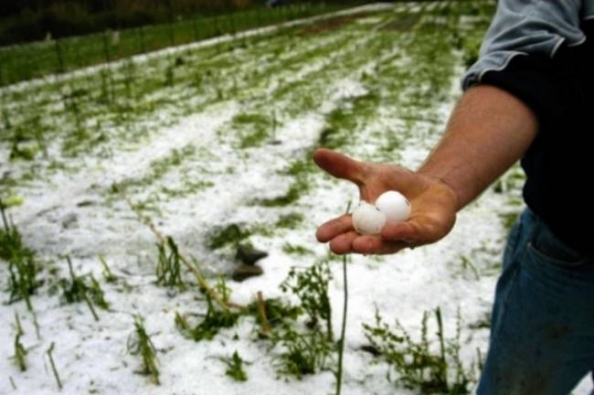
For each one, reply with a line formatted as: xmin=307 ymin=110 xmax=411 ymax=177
xmin=417 ymin=168 xmax=463 ymax=211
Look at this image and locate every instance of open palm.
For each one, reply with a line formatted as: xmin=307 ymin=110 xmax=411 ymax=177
xmin=313 ymin=148 xmax=459 ymax=255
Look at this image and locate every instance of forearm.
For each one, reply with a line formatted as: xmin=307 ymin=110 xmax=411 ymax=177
xmin=418 ymin=84 xmax=538 ymax=210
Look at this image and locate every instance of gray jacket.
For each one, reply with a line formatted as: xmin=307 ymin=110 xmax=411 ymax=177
xmin=462 ymin=0 xmax=594 ymax=89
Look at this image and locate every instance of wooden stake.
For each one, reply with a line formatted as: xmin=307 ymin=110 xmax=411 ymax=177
xmin=257 ymin=291 xmax=271 ymax=335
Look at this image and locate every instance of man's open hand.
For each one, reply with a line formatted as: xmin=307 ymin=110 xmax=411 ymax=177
xmin=313 ymin=148 xmax=459 ymax=255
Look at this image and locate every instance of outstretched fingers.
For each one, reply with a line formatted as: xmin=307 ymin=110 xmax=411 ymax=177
xmin=318 ymin=216 xmax=420 ymax=255
xmin=328 ymin=234 xmax=411 ymax=255
xmin=316 ymin=214 xmax=353 ymax=242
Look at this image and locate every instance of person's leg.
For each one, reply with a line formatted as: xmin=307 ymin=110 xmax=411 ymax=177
xmin=477 ymin=209 xmax=594 ymax=395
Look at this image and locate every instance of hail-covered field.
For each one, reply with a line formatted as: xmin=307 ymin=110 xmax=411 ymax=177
xmin=1 ymin=2 xmax=591 ymax=394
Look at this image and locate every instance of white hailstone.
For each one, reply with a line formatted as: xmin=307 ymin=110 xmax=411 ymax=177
xmin=352 ymin=201 xmax=386 ymax=235
xmin=375 ymin=190 xmax=411 ymax=223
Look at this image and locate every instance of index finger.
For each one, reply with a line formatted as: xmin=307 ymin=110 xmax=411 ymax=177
xmin=313 ymin=148 xmax=366 ymax=186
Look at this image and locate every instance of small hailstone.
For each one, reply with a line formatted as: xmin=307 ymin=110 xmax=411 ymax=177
xmin=375 ymin=191 xmax=411 ymax=223
xmin=352 ymin=201 xmax=386 ymax=235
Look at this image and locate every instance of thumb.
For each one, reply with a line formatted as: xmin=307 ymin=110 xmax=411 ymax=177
xmin=313 ymin=148 xmax=366 ymax=185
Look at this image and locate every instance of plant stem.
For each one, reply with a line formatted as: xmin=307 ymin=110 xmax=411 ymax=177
xmin=83 ymin=292 xmax=100 ymax=322
xmin=32 ymin=309 xmax=41 ymax=340
xmin=13 ymin=312 xmax=27 ymax=371
xmin=47 ymin=342 xmax=63 ymax=391
xmin=335 ymin=254 xmax=348 ymax=395
xmin=336 ymin=201 xmax=352 ymax=395
xmin=435 ymin=307 xmax=448 ymax=390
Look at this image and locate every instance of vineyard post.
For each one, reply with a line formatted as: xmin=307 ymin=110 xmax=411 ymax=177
xmin=102 ymin=31 xmax=111 ymax=63
xmin=0 ymin=60 xmax=5 ymax=87
xmin=55 ymin=39 xmax=65 ymax=74
xmin=138 ymin=26 xmax=146 ymax=54
xmin=168 ymin=0 xmax=175 ymax=46
xmin=192 ymin=16 xmax=200 ymax=42
xmin=256 ymin=6 xmax=262 ymax=27
xmin=229 ymin=11 xmax=236 ymax=35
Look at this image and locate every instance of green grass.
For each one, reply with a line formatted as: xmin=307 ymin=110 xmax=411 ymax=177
xmin=0 ymin=4 xmax=356 ymax=87
xmin=11 ymin=313 xmax=27 ymax=372
xmin=175 ymin=292 xmax=240 ymax=342
xmin=128 ymin=316 xmax=160 ymax=385
xmin=363 ymin=307 xmax=476 ymax=394
xmin=58 ymin=256 xmax=109 ymax=321
xmin=230 ymin=112 xmax=274 ymax=148
xmin=1 ymin=203 xmax=40 ymax=310
xmin=155 ymin=237 xmax=186 ymax=291
xmin=206 ymin=224 xmax=254 ymax=250
xmin=222 ymin=351 xmax=248 ymax=382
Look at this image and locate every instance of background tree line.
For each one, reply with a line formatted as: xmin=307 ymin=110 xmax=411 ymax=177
xmin=0 ymin=0 xmax=367 ymax=46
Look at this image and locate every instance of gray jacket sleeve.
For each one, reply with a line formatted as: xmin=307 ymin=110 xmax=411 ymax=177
xmin=462 ymin=0 xmax=585 ymax=90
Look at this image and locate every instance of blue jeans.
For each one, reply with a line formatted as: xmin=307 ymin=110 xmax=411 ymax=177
xmin=477 ymin=209 xmax=594 ymax=395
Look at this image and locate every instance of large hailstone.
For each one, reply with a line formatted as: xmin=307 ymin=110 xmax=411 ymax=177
xmin=352 ymin=201 xmax=386 ymax=235
xmin=375 ymin=191 xmax=411 ymax=223
xmin=351 ymin=191 xmax=411 ymax=235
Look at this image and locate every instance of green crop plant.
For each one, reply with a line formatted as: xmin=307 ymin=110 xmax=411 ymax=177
xmin=280 ymin=258 xmax=334 ymax=342
xmin=270 ymin=324 xmax=335 ymax=380
xmin=8 ymin=125 xmax=40 ymax=161
xmin=206 ymin=223 xmax=253 ymax=250
xmin=363 ymin=307 xmax=475 ymax=394
xmin=264 ymin=258 xmax=338 ymax=380
xmin=11 ymin=312 xmax=27 ymax=372
xmin=221 ymin=351 xmax=248 ymax=382
xmin=99 ymin=255 xmax=118 ymax=283
xmin=88 ymin=276 xmax=110 ymax=310
xmin=1 ymin=202 xmax=39 ymax=311
xmin=46 ymin=342 xmax=63 ymax=391
xmin=214 ymin=277 xmax=232 ymax=305
xmin=155 ymin=237 xmax=186 ymax=291
xmin=59 ymin=256 xmax=109 ymax=321
xmin=247 ymin=297 xmax=302 ymax=332
xmin=128 ymin=316 xmax=160 ymax=385
xmin=175 ymin=279 xmax=239 ymax=342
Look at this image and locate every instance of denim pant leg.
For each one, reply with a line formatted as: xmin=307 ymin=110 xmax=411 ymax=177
xmin=477 ymin=209 xmax=594 ymax=395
